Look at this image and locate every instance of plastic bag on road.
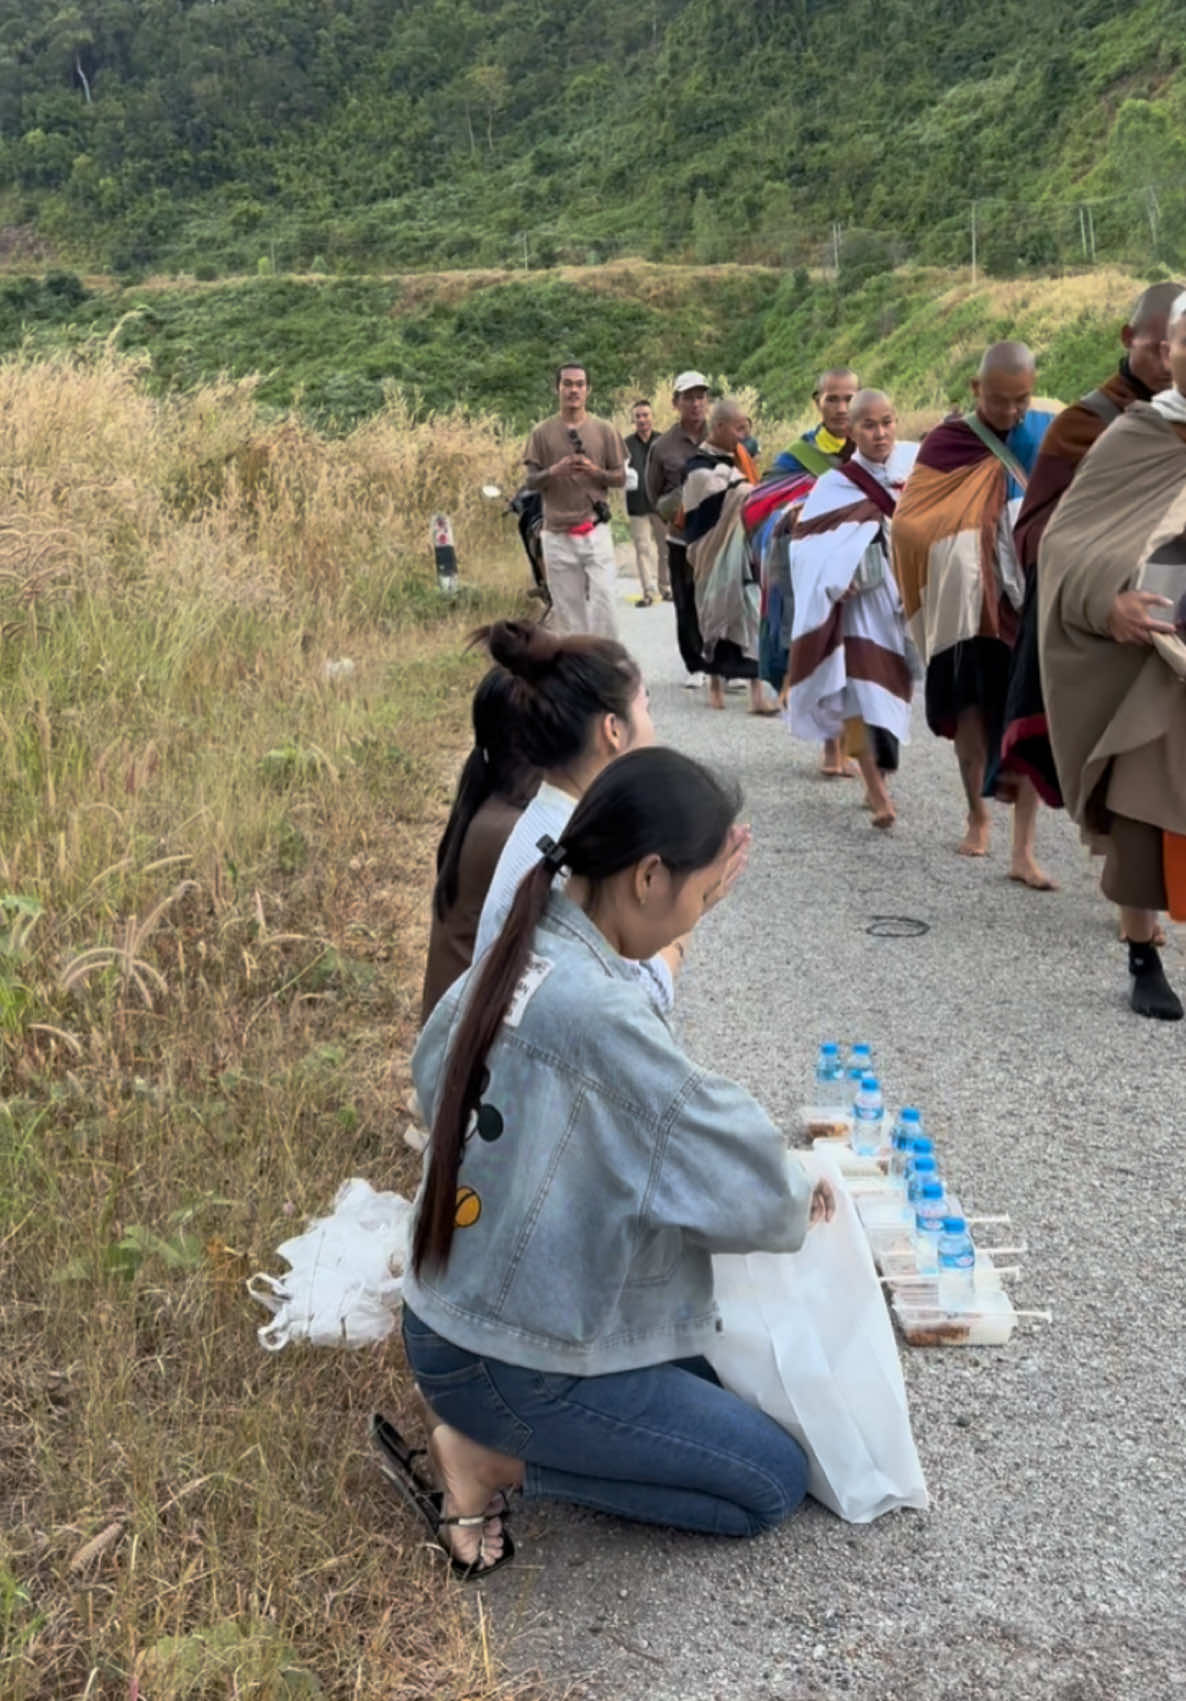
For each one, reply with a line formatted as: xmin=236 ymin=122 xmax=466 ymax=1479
xmin=247 ymin=1178 xmax=412 ymax=1351
xmin=709 ymin=1150 xmax=928 ymax=1523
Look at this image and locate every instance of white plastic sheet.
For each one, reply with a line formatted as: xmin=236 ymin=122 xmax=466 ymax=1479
xmin=247 ymin=1178 xmax=412 ymax=1351
xmin=709 ymin=1150 xmax=928 ymax=1523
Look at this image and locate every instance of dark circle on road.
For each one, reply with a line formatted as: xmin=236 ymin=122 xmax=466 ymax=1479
xmin=866 ymin=916 xmax=930 ymax=938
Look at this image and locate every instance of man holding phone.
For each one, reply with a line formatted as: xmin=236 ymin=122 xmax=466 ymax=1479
xmin=524 ymin=362 xmax=627 ymax=638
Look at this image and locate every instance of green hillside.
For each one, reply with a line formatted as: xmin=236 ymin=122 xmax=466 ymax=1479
xmin=2 ymin=0 xmax=1184 ymax=277
xmin=0 ymin=261 xmax=1162 ymax=431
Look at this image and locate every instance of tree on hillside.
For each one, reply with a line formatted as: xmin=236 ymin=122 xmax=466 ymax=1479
xmin=465 ymin=63 xmax=508 ymax=153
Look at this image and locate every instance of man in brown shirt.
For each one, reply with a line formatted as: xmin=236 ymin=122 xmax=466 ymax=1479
xmin=523 ymin=362 xmax=627 ymax=638
xmin=646 ymin=370 xmax=710 ymax=679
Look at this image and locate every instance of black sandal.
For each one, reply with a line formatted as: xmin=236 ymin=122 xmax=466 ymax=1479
xmin=370 ymin=1413 xmax=516 ymax=1581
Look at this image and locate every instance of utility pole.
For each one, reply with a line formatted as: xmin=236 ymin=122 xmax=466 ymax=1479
xmin=1087 ymin=204 xmax=1097 ymax=263
xmin=831 ymin=221 xmax=841 ymax=277
xmin=1079 ymin=205 xmax=1088 ymax=260
xmin=970 ymin=201 xmax=977 ymax=283
xmin=521 ymin=231 xmax=529 ymax=270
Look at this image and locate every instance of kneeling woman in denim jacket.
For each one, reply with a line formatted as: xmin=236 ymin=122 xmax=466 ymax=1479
xmin=389 ymin=745 xmax=834 ymax=1578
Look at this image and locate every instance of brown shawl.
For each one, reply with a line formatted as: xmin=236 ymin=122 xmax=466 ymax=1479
xmin=1038 ymin=403 xmax=1186 ymax=836
xmin=1014 ymin=367 xmax=1147 ymax=571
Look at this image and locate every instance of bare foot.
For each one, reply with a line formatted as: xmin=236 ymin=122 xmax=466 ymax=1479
xmin=707 ymin=678 xmax=726 ymax=710
xmin=957 ymin=814 xmax=991 ymax=857
xmin=871 ymin=808 xmax=896 ymax=830
xmin=427 ymin=1423 xmax=523 ymax=1573
xmin=1008 ymin=858 xmax=1059 ymax=892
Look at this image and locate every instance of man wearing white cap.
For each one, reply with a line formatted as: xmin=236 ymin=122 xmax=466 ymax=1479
xmin=647 ymin=371 xmax=711 ymax=681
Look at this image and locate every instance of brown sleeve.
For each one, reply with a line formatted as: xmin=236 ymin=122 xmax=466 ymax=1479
xmin=1014 ymin=408 xmax=1104 ymax=570
xmin=523 ymin=425 xmax=545 ymax=472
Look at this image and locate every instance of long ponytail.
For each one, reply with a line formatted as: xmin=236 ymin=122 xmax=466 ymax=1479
xmin=412 ymin=858 xmax=555 ymax=1274
xmin=412 ymin=747 xmax=741 ymax=1275
xmin=432 ymin=664 xmax=535 ymax=921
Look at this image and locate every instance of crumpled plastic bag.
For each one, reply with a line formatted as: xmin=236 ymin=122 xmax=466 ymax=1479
xmin=247 ymin=1178 xmax=412 ymax=1351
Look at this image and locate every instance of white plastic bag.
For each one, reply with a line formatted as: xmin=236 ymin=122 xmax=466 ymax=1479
xmin=247 ymin=1178 xmax=412 ymax=1351
xmin=708 ymin=1150 xmax=928 ymax=1523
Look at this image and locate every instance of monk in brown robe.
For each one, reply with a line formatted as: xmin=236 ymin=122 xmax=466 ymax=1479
xmin=1039 ymin=292 xmax=1186 ymax=1020
xmin=997 ymin=281 xmax=1184 ymax=806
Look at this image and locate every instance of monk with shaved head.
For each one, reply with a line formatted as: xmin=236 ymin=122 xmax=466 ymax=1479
xmin=1039 ymin=290 xmax=1186 ymax=1018
xmin=771 ymin=365 xmax=861 ymax=774
xmin=681 ymin=397 xmax=772 ymax=714
xmin=998 ymin=281 xmax=1185 ymax=815
xmin=892 ymin=343 xmax=1060 ymax=881
xmin=785 ymin=388 xmax=919 ymax=826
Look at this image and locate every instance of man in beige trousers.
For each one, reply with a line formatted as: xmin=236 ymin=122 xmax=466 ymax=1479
xmin=624 ymin=399 xmax=670 ymax=606
xmin=523 ymin=362 xmax=627 ymax=638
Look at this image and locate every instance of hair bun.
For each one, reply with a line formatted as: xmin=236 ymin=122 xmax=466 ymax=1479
xmin=480 ymin=620 xmax=562 ymax=681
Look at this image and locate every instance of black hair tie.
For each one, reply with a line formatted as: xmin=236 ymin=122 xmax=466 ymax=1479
xmin=536 ymin=834 xmax=567 ymax=875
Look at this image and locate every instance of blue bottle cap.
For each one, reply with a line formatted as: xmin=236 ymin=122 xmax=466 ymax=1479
xmin=911 ymin=1156 xmax=937 ymax=1174
xmin=911 ymin=1136 xmax=934 ymax=1154
xmin=899 ymin=1107 xmax=921 ymax=1122
xmin=920 ymin=1180 xmax=944 ymax=1200
xmin=942 ymin=1216 xmax=966 ymax=1234
xmin=851 ymin=1044 xmax=872 ymax=1058
xmin=820 ymin=1041 xmax=839 ymax=1054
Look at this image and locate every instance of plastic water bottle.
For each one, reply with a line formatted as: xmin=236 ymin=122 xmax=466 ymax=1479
xmin=903 ymin=1153 xmax=938 ymax=1222
xmin=889 ymin=1108 xmax=922 ymax=1181
xmin=851 ymin=1074 xmax=885 ymax=1157
xmin=913 ymin=1179 xmax=948 ymax=1274
xmin=844 ymin=1043 xmax=874 ymax=1106
xmin=938 ymin=1216 xmax=977 ymax=1311
xmin=898 ymin=1134 xmax=935 ymax=1202
xmin=814 ymin=1041 xmax=844 ymax=1108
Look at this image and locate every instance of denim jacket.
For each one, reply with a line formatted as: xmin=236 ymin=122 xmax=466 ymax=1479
xmin=403 ymin=894 xmax=813 ymax=1375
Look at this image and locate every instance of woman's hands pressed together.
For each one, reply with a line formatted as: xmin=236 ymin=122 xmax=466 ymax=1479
xmin=703 ymin=824 xmax=752 ymax=914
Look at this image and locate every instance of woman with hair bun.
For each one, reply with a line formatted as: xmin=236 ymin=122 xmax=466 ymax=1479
xmin=472 ymin=619 xmax=709 ymax=1011
xmin=420 ymin=667 xmax=539 ymax=1024
xmin=375 ymin=748 xmax=833 ymax=1579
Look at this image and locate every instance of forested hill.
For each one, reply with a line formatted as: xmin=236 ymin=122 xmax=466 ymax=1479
xmin=2 ymin=0 xmax=1183 ymax=277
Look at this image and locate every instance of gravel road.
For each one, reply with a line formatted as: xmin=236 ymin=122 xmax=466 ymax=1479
xmin=483 ymin=575 xmax=1185 ymax=1701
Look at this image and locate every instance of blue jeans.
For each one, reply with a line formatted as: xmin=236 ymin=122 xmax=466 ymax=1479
xmin=402 ymin=1309 xmax=809 ymax=1537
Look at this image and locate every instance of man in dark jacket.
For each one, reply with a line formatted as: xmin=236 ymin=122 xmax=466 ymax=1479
xmin=623 ymin=400 xmax=670 ymax=606
xmin=647 ymin=370 xmax=711 ymax=679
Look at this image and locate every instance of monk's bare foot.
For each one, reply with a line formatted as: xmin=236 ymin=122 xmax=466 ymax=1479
xmin=871 ymin=808 xmax=896 ymax=830
xmin=707 ymin=678 xmax=726 ymax=710
xmin=957 ymin=814 xmax=991 ymax=857
xmin=427 ymin=1423 xmax=522 ymax=1573
xmin=1008 ymin=857 xmax=1059 ymax=892
xmin=748 ymin=682 xmax=778 ymax=716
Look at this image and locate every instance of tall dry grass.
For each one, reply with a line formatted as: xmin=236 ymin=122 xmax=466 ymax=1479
xmin=0 ymin=351 xmax=547 ymax=1699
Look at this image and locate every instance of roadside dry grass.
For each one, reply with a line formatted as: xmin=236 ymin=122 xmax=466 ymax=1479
xmin=0 ymin=352 xmax=547 ymax=1699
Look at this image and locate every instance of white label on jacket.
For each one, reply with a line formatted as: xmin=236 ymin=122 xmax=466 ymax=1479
xmin=504 ymin=953 xmax=554 ymax=1029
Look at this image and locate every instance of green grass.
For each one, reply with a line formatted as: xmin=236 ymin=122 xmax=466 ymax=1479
xmin=1 ymin=259 xmax=1169 ymax=438
xmin=0 ymin=351 xmax=547 ymax=1699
